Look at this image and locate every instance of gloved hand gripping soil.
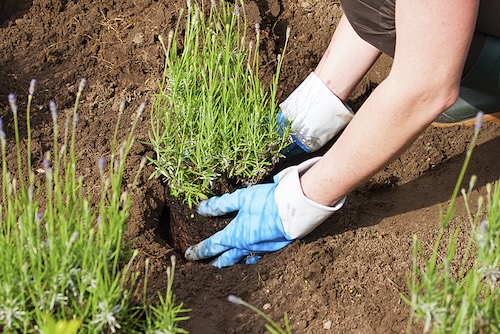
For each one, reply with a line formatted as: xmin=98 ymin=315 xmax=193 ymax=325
xmin=184 ymin=157 xmax=345 ymax=268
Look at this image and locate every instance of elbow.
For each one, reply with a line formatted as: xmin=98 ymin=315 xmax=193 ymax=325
xmin=385 ymin=71 xmax=462 ymax=123
xmin=415 ymin=86 xmax=460 ymax=124
xmin=435 ymin=86 xmax=460 ymax=113
xmin=408 ymin=82 xmax=461 ymax=122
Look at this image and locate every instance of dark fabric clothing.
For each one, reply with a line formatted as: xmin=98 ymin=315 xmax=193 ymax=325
xmin=340 ymin=0 xmax=396 ymax=57
xmin=340 ymin=0 xmax=499 ymax=58
xmin=476 ymin=0 xmax=500 ymax=38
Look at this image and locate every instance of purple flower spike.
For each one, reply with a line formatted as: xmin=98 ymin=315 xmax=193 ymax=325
xmin=227 ymin=295 xmax=243 ymax=305
xmin=36 ymin=213 xmax=44 ymax=222
xmin=475 ymin=111 xmax=484 ymax=131
xmin=29 ymin=79 xmax=37 ymax=96
xmin=232 ymin=4 xmax=241 ymax=16
xmin=8 ymin=93 xmax=17 ymax=113
xmin=79 ymin=78 xmax=87 ymax=91
xmin=137 ymin=101 xmax=146 ymax=117
xmin=255 ymin=23 xmax=261 ymax=34
xmin=73 ymin=112 xmax=79 ymax=125
xmin=98 ymin=157 xmax=106 ymax=173
xmin=43 ymin=158 xmax=52 ymax=174
xmin=0 ymin=118 xmax=4 ymax=142
xmin=49 ymin=100 xmax=58 ymax=120
xmin=28 ymin=185 xmax=34 ymax=201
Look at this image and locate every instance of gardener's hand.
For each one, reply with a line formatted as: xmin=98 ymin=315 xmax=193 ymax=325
xmin=184 ymin=157 xmax=346 ymax=268
xmin=278 ymin=72 xmax=354 ymax=157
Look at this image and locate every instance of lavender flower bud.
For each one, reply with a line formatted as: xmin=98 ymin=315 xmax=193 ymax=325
xmin=73 ymin=112 xmax=79 ymax=125
xmin=43 ymin=158 xmax=52 ymax=175
xmin=479 ymin=219 xmax=489 ymax=235
xmin=468 ymin=175 xmax=477 ymax=194
xmin=49 ymin=100 xmax=58 ymax=120
xmin=28 ymin=185 xmax=34 ymax=202
xmin=0 ymin=118 xmax=5 ymax=143
xmin=475 ymin=111 xmax=484 ymax=131
xmin=69 ymin=231 xmax=79 ymax=244
xmin=255 ymin=23 xmax=260 ymax=34
xmin=98 ymin=157 xmax=106 ymax=173
xmin=119 ymin=100 xmax=126 ymax=114
xmin=8 ymin=93 xmax=17 ymax=114
xmin=78 ymin=78 xmax=87 ymax=92
xmin=119 ymin=145 xmax=125 ymax=160
xmin=36 ymin=213 xmax=43 ymax=222
xmin=477 ymin=219 xmax=489 ymax=247
xmin=139 ymin=156 xmax=147 ymax=170
xmin=29 ymin=79 xmax=36 ymax=96
xmin=227 ymin=295 xmax=243 ymax=305
xmin=233 ymin=4 xmax=241 ymax=16
xmin=120 ymin=191 xmax=128 ymax=206
xmin=137 ymin=101 xmax=146 ymax=117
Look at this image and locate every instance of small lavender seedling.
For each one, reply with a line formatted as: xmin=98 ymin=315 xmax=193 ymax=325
xmin=149 ymin=0 xmax=291 ymax=207
xmin=227 ymin=295 xmax=291 ymax=334
xmin=404 ymin=112 xmax=500 ymax=333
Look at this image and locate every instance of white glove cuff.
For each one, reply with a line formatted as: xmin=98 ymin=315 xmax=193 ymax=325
xmin=274 ymin=157 xmax=346 ymax=240
xmin=279 ymin=72 xmax=353 ymax=152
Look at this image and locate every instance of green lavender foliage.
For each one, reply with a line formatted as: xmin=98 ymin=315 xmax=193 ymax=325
xmin=404 ymin=113 xmax=499 ymax=333
xmin=0 ymin=80 xmax=188 ymax=333
xmin=149 ymin=0 xmax=291 ymax=208
xmin=227 ymin=295 xmax=292 ymax=334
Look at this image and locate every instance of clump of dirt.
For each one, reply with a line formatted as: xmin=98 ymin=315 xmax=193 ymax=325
xmin=1 ymin=1 xmax=499 ymax=333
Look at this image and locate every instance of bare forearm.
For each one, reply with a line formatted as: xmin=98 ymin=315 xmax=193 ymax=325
xmin=300 ymin=0 xmax=478 ymax=207
xmin=299 ymin=77 xmax=450 ymax=206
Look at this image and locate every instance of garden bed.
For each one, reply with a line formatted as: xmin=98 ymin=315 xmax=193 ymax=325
xmin=0 ymin=0 xmax=499 ymax=333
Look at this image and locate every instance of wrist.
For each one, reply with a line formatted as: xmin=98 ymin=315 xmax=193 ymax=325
xmin=274 ymin=157 xmax=346 ymax=239
xmin=279 ymin=72 xmax=354 ymax=152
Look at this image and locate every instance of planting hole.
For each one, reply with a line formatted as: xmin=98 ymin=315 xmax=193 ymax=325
xmin=158 ymin=190 xmax=233 ymax=258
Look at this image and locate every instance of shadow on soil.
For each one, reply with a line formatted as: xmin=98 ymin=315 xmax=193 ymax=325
xmin=308 ymin=134 xmax=500 ymax=240
xmin=0 ymin=0 xmax=33 ymax=27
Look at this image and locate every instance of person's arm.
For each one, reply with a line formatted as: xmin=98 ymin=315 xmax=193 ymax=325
xmin=185 ymin=1 xmax=480 ymax=268
xmin=315 ymin=15 xmax=381 ymax=101
xmin=277 ymin=16 xmax=380 ymax=156
xmin=301 ymin=0 xmax=480 ymax=206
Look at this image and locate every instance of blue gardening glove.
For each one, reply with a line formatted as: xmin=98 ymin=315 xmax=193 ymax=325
xmin=278 ymin=72 xmax=354 ymax=157
xmin=184 ymin=157 xmax=346 ymax=268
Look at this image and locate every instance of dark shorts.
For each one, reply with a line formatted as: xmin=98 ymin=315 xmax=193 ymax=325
xmin=340 ymin=0 xmax=500 ymax=58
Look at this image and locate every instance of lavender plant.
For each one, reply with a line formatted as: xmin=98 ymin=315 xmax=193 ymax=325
xmin=149 ymin=0 xmax=291 ymax=207
xmin=227 ymin=295 xmax=292 ymax=334
xmin=404 ymin=113 xmax=499 ymax=333
xmin=0 ymin=80 xmax=188 ymax=333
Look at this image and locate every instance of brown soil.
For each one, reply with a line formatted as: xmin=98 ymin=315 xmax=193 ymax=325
xmin=1 ymin=1 xmax=499 ymax=333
